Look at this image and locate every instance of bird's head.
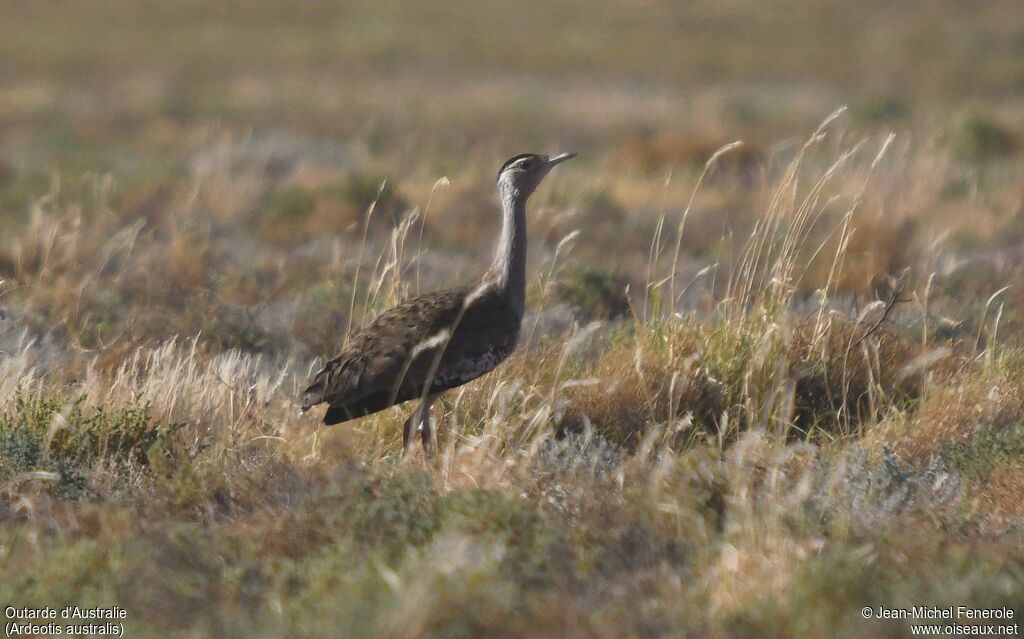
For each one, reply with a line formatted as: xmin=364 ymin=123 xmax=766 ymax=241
xmin=496 ymin=152 xmax=576 ymax=197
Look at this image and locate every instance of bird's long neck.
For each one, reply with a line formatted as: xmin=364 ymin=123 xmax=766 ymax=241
xmin=484 ymin=181 xmax=528 ymax=317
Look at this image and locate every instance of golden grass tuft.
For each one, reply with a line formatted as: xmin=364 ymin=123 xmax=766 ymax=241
xmin=1 ymin=95 xmax=1023 ymax=636
xmin=558 ymin=323 xmax=723 ymax=446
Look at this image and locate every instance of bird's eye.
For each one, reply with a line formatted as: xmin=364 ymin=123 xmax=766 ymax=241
xmin=518 ymin=160 xmax=533 ymax=171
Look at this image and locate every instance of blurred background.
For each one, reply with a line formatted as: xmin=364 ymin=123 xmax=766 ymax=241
xmin=0 ymin=0 xmax=1022 ymax=356
xmin=3 ymin=4 xmax=1024 ymax=636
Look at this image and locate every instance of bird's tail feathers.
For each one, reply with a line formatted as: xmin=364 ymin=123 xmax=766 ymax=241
xmin=300 ymin=380 xmax=325 ymax=412
xmin=323 ymin=404 xmax=357 ymax=425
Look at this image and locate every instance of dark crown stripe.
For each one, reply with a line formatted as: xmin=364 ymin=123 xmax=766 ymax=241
xmin=496 ymin=153 xmax=541 ymax=181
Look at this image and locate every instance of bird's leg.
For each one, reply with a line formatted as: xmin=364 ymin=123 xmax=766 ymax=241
xmin=402 ymin=393 xmax=439 ymax=460
xmin=401 ymin=412 xmax=418 ymax=459
xmin=419 ymin=393 xmax=441 ymax=458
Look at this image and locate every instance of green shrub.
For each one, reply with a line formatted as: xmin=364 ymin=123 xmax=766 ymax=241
xmin=853 ymin=95 xmax=910 ymax=125
xmin=941 ymin=113 xmax=1018 ymax=160
xmin=441 ymin=489 xmax=569 ymax=587
xmin=941 ymin=422 xmax=1024 ymax=483
xmin=556 ymin=267 xmax=631 ymax=321
xmin=331 ymin=171 xmax=407 ymax=223
xmin=258 ymin=172 xmax=409 ymax=245
xmin=0 ymin=392 xmax=174 ymax=498
xmin=258 ymin=186 xmax=318 ymax=243
xmin=322 ymin=471 xmax=442 ymax=562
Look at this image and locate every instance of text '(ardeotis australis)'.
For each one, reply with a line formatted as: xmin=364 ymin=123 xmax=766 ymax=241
xmin=300 ymin=152 xmax=576 ymax=458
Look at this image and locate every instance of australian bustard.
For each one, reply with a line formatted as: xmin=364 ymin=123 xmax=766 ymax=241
xmin=300 ymin=152 xmax=576 ymax=457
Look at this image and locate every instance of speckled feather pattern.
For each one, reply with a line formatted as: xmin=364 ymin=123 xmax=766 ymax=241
xmin=301 ymin=282 xmax=520 ymax=424
xmin=301 ymin=152 xmax=569 ymax=427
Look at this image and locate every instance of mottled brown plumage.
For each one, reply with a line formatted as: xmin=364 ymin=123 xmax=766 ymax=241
xmin=301 ymin=152 xmax=576 ymax=457
xmin=300 ymin=283 xmax=518 ymax=422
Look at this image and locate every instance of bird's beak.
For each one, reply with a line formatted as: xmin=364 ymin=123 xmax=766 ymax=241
xmin=547 ymin=152 xmax=578 ymax=166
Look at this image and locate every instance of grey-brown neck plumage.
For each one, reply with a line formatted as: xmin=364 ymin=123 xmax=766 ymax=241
xmin=483 ymin=180 xmax=529 ymax=317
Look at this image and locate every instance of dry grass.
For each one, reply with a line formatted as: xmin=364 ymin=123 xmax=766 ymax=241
xmin=4 ymin=115 xmax=1022 ymax=637
xmin=1 ymin=1 xmax=1024 ymax=636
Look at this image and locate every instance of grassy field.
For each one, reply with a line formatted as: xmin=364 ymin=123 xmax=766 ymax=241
xmin=1 ymin=1 xmax=1023 ymax=637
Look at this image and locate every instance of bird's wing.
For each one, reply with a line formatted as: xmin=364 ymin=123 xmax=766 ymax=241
xmin=300 ymin=286 xmax=470 ymax=413
xmin=431 ymin=288 xmax=521 ymax=389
